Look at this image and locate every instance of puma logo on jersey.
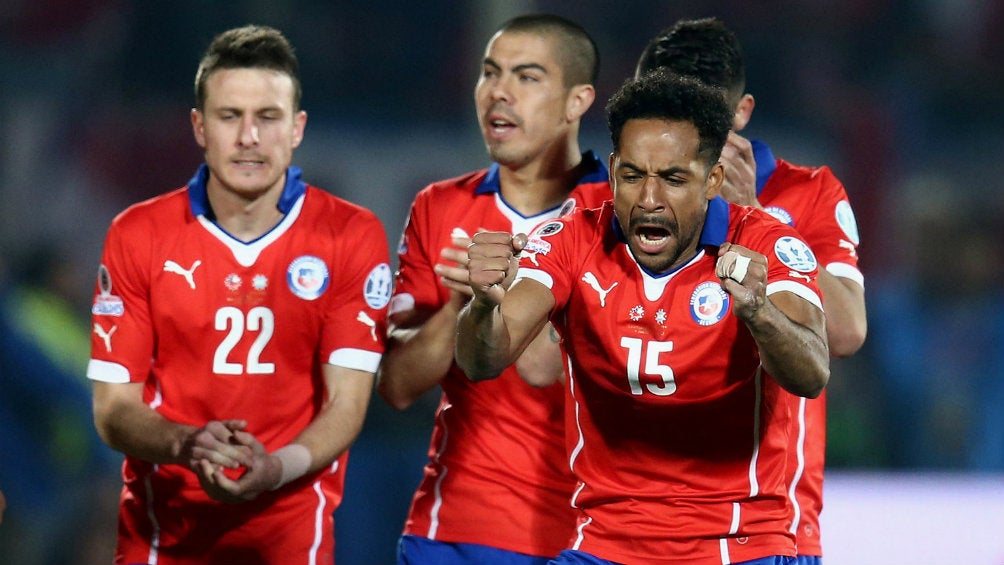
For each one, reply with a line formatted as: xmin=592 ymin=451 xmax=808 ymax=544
xmin=789 ymin=271 xmax=812 ymax=283
xmin=581 ymin=272 xmax=618 ymax=307
xmin=164 ymin=260 xmax=202 ymax=289
xmin=93 ymin=323 xmax=117 ymax=352
xmin=357 ymin=311 xmax=378 ymax=341
xmin=838 ymin=239 xmax=858 ymax=258
xmin=521 ymin=247 xmax=541 ymax=266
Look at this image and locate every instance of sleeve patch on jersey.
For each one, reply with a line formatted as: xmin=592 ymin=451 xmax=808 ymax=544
xmin=531 ymin=221 xmax=564 ymax=237
xmin=521 ymin=237 xmax=552 ymax=267
xmin=763 ymin=206 xmax=793 ymax=226
xmin=690 ymin=281 xmax=729 ymax=326
xmin=364 ymin=263 xmax=393 ymax=309
xmin=92 ymin=264 xmax=125 ymax=316
xmin=774 ymin=236 xmax=817 ymax=273
xmin=558 ymin=198 xmax=578 ymax=217
xmin=835 ymin=200 xmax=860 ymax=245
xmin=287 ymin=255 xmax=330 ymax=300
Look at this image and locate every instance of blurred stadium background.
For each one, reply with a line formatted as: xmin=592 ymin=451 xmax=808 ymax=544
xmin=1 ymin=1 xmax=1002 ymax=563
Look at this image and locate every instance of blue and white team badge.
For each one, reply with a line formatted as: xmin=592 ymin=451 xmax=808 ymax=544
xmin=774 ymin=236 xmax=817 ymax=272
xmin=835 ymin=200 xmax=860 ymax=245
xmin=364 ymin=263 xmax=393 ymax=309
xmin=690 ymin=282 xmax=729 ymax=326
xmin=287 ymin=255 xmax=330 ymax=300
xmin=764 ymin=206 xmax=793 ymax=226
xmin=532 ymin=221 xmax=563 ymax=237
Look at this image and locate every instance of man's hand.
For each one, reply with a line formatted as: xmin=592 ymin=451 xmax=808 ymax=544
xmin=467 ymin=231 xmax=527 ymax=305
xmin=719 ymin=131 xmax=760 ymax=208
xmin=192 ymin=429 xmax=282 ymax=504
xmin=435 ymin=234 xmax=476 ymax=305
xmin=183 ymin=419 xmax=253 ymax=471
xmin=716 ymin=242 xmax=768 ymax=322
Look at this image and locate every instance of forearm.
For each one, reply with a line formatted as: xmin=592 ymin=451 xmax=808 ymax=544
xmin=291 ymin=369 xmax=373 ymax=472
xmin=455 ymin=296 xmax=517 ymax=381
xmin=746 ymin=301 xmax=829 ymax=398
xmin=377 ymin=304 xmax=461 ymax=409
xmin=514 ymin=323 xmax=564 ymax=387
xmin=93 ymin=384 xmax=197 ymax=464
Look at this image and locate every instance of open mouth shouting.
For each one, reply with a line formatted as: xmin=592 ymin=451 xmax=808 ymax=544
xmin=630 ymin=217 xmax=675 ymax=255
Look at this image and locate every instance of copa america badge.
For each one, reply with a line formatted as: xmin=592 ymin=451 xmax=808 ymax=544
xmin=287 ymin=255 xmax=330 ymax=300
xmin=364 ymin=263 xmax=393 ymax=309
xmin=774 ymin=236 xmax=817 ymax=272
xmin=690 ymin=281 xmax=729 ymax=326
xmin=835 ymin=200 xmax=860 ymax=245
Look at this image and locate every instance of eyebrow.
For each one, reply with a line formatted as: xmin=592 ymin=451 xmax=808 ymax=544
xmin=483 ymin=57 xmax=549 ymax=75
xmin=618 ymin=162 xmax=691 ymax=177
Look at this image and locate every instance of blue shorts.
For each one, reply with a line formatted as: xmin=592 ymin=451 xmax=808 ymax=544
xmin=548 ymin=550 xmax=797 ymax=565
xmin=795 ymin=557 xmax=822 ymax=565
xmin=398 ymin=534 xmax=552 ymax=565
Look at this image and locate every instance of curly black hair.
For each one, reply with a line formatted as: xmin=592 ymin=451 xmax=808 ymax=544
xmin=606 ymin=68 xmax=732 ymax=167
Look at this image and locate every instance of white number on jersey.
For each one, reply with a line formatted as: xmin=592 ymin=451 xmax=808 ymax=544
xmin=213 ymin=306 xmax=276 ymax=375
xmin=620 ymin=337 xmax=677 ymax=396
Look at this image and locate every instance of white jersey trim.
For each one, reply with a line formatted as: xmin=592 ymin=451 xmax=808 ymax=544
xmin=514 ymin=268 xmax=554 ymax=290
xmin=766 ymin=280 xmax=823 ymax=310
xmin=309 ymin=481 xmax=327 ymax=565
xmin=196 ymin=192 xmax=306 ymax=267
xmin=388 ymin=293 xmax=416 ymax=317
xmin=825 ymin=262 xmax=865 ymax=287
xmin=327 ymin=348 xmax=381 ymax=373
xmin=788 ymin=397 xmax=808 ymax=535
xmin=427 ymin=404 xmax=452 ymax=539
xmin=87 ymin=359 xmax=131 ymax=383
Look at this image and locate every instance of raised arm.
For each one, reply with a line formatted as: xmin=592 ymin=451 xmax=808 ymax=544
xmin=455 ymin=232 xmax=554 ymax=382
xmin=716 ymin=243 xmax=829 ymax=397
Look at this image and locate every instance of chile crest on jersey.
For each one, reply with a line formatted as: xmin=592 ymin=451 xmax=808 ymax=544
xmin=690 ymin=281 xmax=729 ymax=326
xmin=287 ymin=255 xmax=329 ymax=300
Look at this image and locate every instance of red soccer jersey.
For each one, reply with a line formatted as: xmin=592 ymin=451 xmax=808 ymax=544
xmin=754 ymin=141 xmax=864 ymax=557
xmin=87 ymin=166 xmax=391 ymax=563
xmin=392 ymin=152 xmax=610 ymax=557
xmin=515 ymin=198 xmax=824 ymax=565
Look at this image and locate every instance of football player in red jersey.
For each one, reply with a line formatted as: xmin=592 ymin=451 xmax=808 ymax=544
xmin=88 ymin=25 xmax=390 ymax=564
xmin=458 ymin=70 xmax=829 ymax=565
xmin=377 ymin=13 xmax=610 ymax=565
xmin=636 ymin=19 xmax=867 ymax=563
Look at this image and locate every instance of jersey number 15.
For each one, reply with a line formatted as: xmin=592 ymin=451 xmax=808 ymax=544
xmin=620 ymin=337 xmax=677 ymax=396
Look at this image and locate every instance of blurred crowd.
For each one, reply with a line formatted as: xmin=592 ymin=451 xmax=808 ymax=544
xmin=1 ymin=1 xmax=1001 ymax=563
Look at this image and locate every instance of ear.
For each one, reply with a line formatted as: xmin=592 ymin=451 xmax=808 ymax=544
xmin=732 ymin=94 xmax=755 ymax=132
xmin=705 ymin=161 xmax=725 ymax=200
xmin=191 ymin=108 xmax=206 ymax=148
xmin=564 ymin=84 xmax=596 ymax=123
xmin=607 ymin=151 xmax=617 ymax=185
xmin=292 ymin=110 xmax=307 ymax=149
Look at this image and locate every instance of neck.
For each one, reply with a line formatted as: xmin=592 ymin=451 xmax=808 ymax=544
xmin=498 ymin=141 xmax=584 ymax=216
xmin=206 ymin=179 xmax=286 ymax=242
